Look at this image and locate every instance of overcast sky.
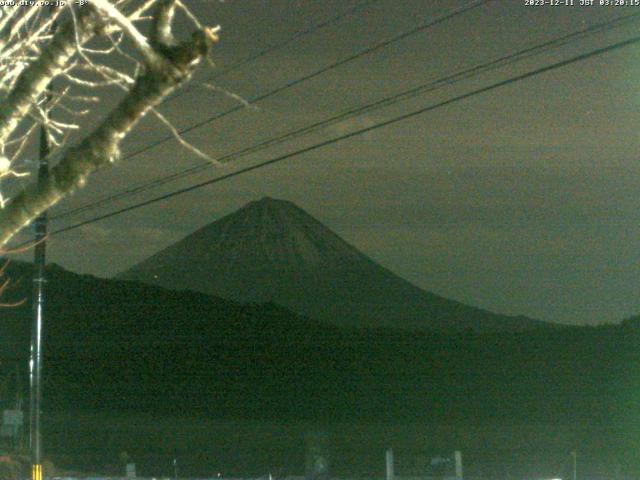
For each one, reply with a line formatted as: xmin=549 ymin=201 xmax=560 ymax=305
xmin=11 ymin=0 xmax=640 ymax=326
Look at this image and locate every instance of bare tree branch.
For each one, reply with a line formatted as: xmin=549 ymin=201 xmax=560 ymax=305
xmin=89 ymin=0 xmax=162 ymax=66
xmin=0 ymin=3 xmax=216 ymax=248
xmin=0 ymin=6 xmax=102 ymax=149
xmin=150 ymin=0 xmax=178 ymax=47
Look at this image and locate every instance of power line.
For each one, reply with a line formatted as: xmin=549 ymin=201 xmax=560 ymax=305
xmin=51 ymin=10 xmax=640 ymax=222
xmin=52 ymin=0 xmax=492 ymax=221
xmin=41 ymin=33 xmax=640 ymax=240
xmin=96 ymin=1 xmax=492 ymax=162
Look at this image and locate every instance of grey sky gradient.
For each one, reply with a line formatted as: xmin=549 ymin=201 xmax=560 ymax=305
xmin=11 ymin=0 xmax=640 ymax=325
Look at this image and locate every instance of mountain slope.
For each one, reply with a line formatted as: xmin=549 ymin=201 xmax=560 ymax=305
xmin=118 ymin=197 xmax=549 ymax=332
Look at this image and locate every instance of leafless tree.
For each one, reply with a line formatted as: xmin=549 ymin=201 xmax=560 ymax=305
xmin=0 ymin=0 xmax=219 ymax=248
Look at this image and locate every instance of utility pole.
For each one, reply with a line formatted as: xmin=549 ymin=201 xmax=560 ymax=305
xmin=15 ymin=362 xmax=24 ymax=449
xmin=30 ymin=119 xmax=48 ymax=480
xmin=30 ymin=67 xmax=51 ymax=480
xmin=571 ymin=449 xmax=577 ymax=480
xmin=29 ymin=11 xmax=57 ymax=479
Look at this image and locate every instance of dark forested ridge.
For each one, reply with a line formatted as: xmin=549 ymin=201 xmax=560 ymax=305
xmin=1 ymin=260 xmax=638 ymax=425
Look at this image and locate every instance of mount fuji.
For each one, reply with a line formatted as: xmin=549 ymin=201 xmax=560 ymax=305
xmin=118 ymin=197 xmax=550 ymax=332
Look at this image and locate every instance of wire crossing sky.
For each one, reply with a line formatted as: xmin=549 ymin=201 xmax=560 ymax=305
xmin=41 ymin=31 xmax=640 ymax=238
xmin=50 ymin=9 xmax=640 ymax=222
xmin=116 ymin=0 xmax=492 ymax=163
xmin=50 ymin=0 xmax=496 ymax=221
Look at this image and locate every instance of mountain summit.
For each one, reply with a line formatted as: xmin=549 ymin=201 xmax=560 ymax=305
xmin=118 ymin=197 xmax=547 ymax=332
